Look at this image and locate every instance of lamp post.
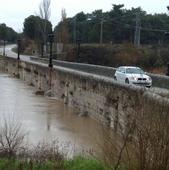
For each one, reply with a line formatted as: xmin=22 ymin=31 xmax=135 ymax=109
xmin=17 ymin=39 xmax=21 ymax=60
xmin=48 ymin=33 xmax=54 ymax=68
xmin=3 ymin=39 xmax=6 ymax=56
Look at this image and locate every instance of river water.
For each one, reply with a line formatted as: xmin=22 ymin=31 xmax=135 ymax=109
xmin=0 ymin=73 xmax=110 ymax=158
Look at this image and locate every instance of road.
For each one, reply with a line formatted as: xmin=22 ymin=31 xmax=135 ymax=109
xmin=0 ymin=44 xmax=31 ymax=61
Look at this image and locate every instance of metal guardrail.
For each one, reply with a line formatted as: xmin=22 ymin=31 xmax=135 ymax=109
xmin=30 ymin=56 xmax=116 ymax=78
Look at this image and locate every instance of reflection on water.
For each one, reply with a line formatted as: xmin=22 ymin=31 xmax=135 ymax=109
xmin=0 ymin=73 xmax=111 ymax=158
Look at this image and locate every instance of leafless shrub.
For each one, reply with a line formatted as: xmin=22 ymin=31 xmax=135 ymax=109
xmin=25 ymin=140 xmax=65 ymax=170
xmin=30 ymin=140 xmax=64 ymax=163
xmin=0 ymin=115 xmax=68 ymax=166
xmin=99 ymin=98 xmax=169 ymax=170
xmin=131 ymin=100 xmax=169 ymax=170
xmin=0 ymin=116 xmax=26 ymax=158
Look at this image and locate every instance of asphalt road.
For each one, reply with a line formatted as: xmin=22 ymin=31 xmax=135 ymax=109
xmin=0 ymin=44 xmax=31 ymax=61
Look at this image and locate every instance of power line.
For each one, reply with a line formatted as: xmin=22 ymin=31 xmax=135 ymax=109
xmin=98 ymin=17 xmax=168 ymax=33
xmin=72 ymin=15 xmax=169 ymax=44
xmin=140 ymin=27 xmax=167 ymax=33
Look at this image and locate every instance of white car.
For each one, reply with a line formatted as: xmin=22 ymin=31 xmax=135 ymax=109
xmin=114 ymin=66 xmax=152 ymax=87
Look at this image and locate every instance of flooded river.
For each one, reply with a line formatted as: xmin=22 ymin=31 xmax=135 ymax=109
xmin=0 ymin=73 xmax=110 ymax=157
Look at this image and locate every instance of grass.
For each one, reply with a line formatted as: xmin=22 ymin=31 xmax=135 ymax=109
xmin=0 ymin=157 xmax=112 ymax=170
xmin=64 ymin=156 xmax=111 ymax=170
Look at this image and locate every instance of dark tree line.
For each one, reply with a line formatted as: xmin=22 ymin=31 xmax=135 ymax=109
xmin=23 ymin=15 xmax=52 ymax=55
xmin=1 ymin=4 xmax=169 ymax=46
xmin=23 ymin=15 xmax=52 ymax=42
xmin=0 ymin=24 xmax=17 ymax=43
xmin=55 ymin=4 xmax=169 ymax=45
xmin=22 ymin=4 xmax=169 ymax=45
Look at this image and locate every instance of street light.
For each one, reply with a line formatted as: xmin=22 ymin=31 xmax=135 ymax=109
xmin=17 ymin=39 xmax=21 ymax=60
xmin=48 ymin=33 xmax=54 ymax=68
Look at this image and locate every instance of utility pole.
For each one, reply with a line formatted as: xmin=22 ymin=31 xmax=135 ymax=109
xmin=134 ymin=13 xmax=141 ymax=47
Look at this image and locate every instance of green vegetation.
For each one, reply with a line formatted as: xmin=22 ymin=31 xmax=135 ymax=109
xmin=21 ymin=4 xmax=169 ymax=49
xmin=23 ymin=15 xmax=52 ymax=42
xmin=0 ymin=24 xmax=17 ymax=43
xmin=64 ymin=157 xmax=111 ymax=170
xmin=55 ymin=5 xmax=169 ymax=44
xmin=0 ymin=157 xmax=112 ymax=170
xmin=65 ymin=43 xmax=167 ymax=73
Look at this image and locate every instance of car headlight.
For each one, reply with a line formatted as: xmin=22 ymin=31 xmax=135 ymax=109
xmin=131 ymin=77 xmax=137 ymax=81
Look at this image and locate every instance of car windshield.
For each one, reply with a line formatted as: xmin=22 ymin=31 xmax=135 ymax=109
xmin=126 ymin=68 xmax=144 ymax=74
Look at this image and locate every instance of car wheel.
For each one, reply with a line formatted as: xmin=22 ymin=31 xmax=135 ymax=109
xmin=125 ymin=78 xmax=129 ymax=84
xmin=114 ymin=76 xmax=117 ymax=80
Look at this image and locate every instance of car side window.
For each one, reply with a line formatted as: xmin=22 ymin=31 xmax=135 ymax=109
xmin=117 ymin=67 xmax=121 ymax=72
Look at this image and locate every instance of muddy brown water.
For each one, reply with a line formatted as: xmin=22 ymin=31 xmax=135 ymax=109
xmin=0 ymin=73 xmax=111 ymax=158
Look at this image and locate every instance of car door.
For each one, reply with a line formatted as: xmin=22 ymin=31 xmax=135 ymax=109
xmin=120 ymin=67 xmax=126 ymax=83
xmin=115 ymin=67 xmax=121 ymax=81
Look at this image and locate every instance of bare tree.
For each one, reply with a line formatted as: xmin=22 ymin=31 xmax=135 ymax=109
xmin=61 ymin=8 xmax=66 ymax=21
xmin=39 ymin=0 xmax=51 ymax=21
xmin=39 ymin=0 xmax=51 ymax=53
xmin=56 ymin=8 xmax=69 ymax=46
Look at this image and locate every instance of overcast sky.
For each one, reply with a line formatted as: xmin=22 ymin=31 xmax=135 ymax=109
xmin=0 ymin=0 xmax=169 ymax=32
